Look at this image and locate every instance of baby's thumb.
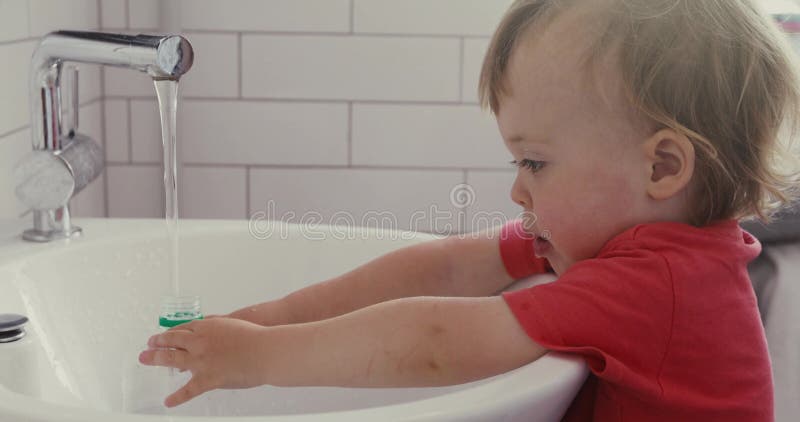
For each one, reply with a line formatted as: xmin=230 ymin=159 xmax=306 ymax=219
xmin=165 ymin=375 xmax=210 ymax=407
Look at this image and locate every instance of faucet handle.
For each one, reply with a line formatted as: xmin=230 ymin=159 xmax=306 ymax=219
xmin=13 ymin=133 xmax=104 ymax=212
xmin=13 ymin=151 xmax=74 ymax=211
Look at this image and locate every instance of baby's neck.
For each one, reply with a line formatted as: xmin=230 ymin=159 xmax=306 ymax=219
xmin=640 ymin=195 xmax=693 ymax=226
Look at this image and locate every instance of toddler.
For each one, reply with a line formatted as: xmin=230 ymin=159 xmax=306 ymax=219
xmin=140 ymin=0 xmax=800 ymax=420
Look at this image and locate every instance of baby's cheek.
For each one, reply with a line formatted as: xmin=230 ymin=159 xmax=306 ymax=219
xmin=583 ymin=166 xmax=638 ymax=208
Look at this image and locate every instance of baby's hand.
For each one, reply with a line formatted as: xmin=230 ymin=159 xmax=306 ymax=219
xmin=138 ymin=317 xmax=270 ymax=407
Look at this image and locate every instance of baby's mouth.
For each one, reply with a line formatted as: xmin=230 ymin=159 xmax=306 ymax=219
xmin=532 ymin=232 xmax=552 ymax=257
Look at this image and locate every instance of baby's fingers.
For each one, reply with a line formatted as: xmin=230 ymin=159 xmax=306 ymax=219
xmin=139 ymin=348 xmax=190 ymax=370
xmin=165 ymin=375 xmax=211 ymax=408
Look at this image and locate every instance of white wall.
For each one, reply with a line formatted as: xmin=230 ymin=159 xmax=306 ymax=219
xmin=0 ymin=0 xmax=105 ymax=221
xmin=100 ymin=0 xmax=521 ymax=235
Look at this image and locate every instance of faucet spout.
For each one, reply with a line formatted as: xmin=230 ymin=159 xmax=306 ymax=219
xmin=32 ymin=31 xmax=193 ymax=81
xmin=30 ymin=31 xmax=194 ymax=151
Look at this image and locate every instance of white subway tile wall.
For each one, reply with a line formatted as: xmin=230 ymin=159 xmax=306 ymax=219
xmin=178 ymin=0 xmax=351 ymax=32
xmin=103 ymin=99 xmax=130 ymax=162
xmin=351 ymin=104 xmax=507 ymax=168
xmin=462 ymin=38 xmax=491 ymax=104
xmin=128 ymin=0 xmax=160 ymax=30
xmin=465 ymin=170 xmax=522 ymax=227
xmin=180 ymin=166 xmax=247 ymax=219
xmin=172 ymin=0 xmax=516 ymax=231
xmin=130 ymin=99 xmax=162 ymax=162
xmin=77 ymin=64 xmax=103 ymax=105
xmin=100 ymin=0 xmax=126 ymax=29
xmin=70 ymin=173 xmax=107 ymax=218
xmin=0 ymin=41 xmax=37 ymax=136
xmin=179 ymin=33 xmax=239 ymax=98
xmin=0 ymin=0 xmax=30 ymax=42
xmin=242 ymin=35 xmax=461 ymax=101
xmin=1 ymin=0 xmax=521 ymax=232
xmin=28 ymin=0 xmax=98 ymax=37
xmin=104 ymin=66 xmax=157 ymax=97
xmin=353 ymin=0 xmax=515 ymax=35
xmin=248 ymin=168 xmax=464 ymax=234
xmin=106 ymin=164 xmax=163 ymax=217
xmin=179 ymin=100 xmax=349 ymax=166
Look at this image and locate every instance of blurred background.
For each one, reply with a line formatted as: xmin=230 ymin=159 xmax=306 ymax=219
xmin=0 ymin=0 xmax=798 ymax=234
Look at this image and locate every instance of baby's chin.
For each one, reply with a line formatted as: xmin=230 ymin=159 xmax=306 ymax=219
xmin=544 ymin=252 xmax=572 ymax=277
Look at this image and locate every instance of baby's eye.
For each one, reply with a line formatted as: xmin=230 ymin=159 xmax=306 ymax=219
xmin=509 ymin=159 xmax=546 ymax=173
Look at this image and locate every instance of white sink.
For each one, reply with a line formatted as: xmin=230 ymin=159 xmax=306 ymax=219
xmin=0 ymin=218 xmax=587 ymax=421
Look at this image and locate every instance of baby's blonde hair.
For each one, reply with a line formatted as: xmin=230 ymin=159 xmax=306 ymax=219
xmin=480 ymin=0 xmax=800 ymax=225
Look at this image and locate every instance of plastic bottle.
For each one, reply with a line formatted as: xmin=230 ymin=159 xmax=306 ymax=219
xmin=122 ymin=296 xmax=203 ymax=414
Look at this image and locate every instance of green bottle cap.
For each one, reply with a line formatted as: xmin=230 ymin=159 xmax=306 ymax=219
xmin=159 ymin=313 xmax=203 ymax=328
xmin=159 ymin=295 xmax=203 ymax=328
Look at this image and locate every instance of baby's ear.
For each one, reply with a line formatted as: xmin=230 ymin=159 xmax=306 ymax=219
xmin=642 ymin=128 xmax=695 ymax=200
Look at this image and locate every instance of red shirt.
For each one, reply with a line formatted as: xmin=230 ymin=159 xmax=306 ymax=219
xmin=499 ymin=219 xmax=773 ymax=421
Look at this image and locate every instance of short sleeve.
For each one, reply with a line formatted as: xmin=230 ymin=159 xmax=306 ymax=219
xmin=501 ymin=248 xmax=674 ymax=387
xmin=499 ymin=219 xmax=551 ymax=279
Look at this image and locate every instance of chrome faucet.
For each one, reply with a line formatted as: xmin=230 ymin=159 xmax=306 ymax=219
xmin=15 ymin=31 xmax=193 ymax=242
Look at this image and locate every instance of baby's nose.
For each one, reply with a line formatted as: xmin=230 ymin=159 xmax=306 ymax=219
xmin=510 ymin=177 xmax=529 ymax=208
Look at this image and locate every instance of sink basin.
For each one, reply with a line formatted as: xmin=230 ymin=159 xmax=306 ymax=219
xmin=0 ymin=218 xmax=587 ymax=421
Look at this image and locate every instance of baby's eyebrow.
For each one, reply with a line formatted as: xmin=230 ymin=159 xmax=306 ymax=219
xmin=508 ymin=135 xmax=548 ymax=145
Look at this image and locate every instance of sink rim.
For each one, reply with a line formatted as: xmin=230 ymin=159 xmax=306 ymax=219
xmin=0 ymin=218 xmax=446 ymax=265
xmin=0 ymin=352 xmax=587 ymax=421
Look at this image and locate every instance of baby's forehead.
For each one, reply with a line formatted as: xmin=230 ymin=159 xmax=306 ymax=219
xmin=497 ymin=3 xmax=653 ymax=141
xmin=504 ymin=41 xmax=632 ymax=125
xmin=499 ymin=49 xmax=650 ymax=149
xmin=504 ymin=8 xmax=627 ymax=105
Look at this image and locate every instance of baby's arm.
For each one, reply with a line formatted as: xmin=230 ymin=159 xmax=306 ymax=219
xmin=144 ymin=295 xmax=547 ymax=406
xmin=266 ymin=295 xmax=547 ymax=388
xmin=229 ymin=225 xmax=516 ymax=325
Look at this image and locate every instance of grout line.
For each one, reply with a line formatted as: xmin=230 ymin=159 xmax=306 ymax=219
xmin=0 ymin=36 xmax=38 ymax=46
xmin=237 ymin=33 xmax=243 ymax=98
xmin=104 ymin=95 xmax=158 ymax=100
xmin=102 ymin=96 xmax=482 ymax=108
xmin=458 ymin=38 xmax=465 ymax=103
xmin=179 ymin=29 xmax=489 ymax=40
xmin=127 ymin=99 xmax=133 ymax=163
xmin=26 ymin=0 xmax=31 ymax=38
xmin=124 ymin=0 xmax=130 ymax=29
xmin=96 ymin=0 xmax=102 ymax=29
xmin=174 ymin=162 xmax=513 ymax=172
xmin=245 ymin=166 xmax=251 ymax=219
xmin=78 ymin=97 xmax=103 ymax=107
xmin=105 ymin=96 xmax=476 ymax=106
xmin=0 ymin=125 xmax=30 ymax=140
xmin=181 ymin=29 xmax=240 ymax=35
xmin=349 ymin=0 xmax=355 ymax=34
xmin=347 ymin=102 xmax=353 ymax=167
